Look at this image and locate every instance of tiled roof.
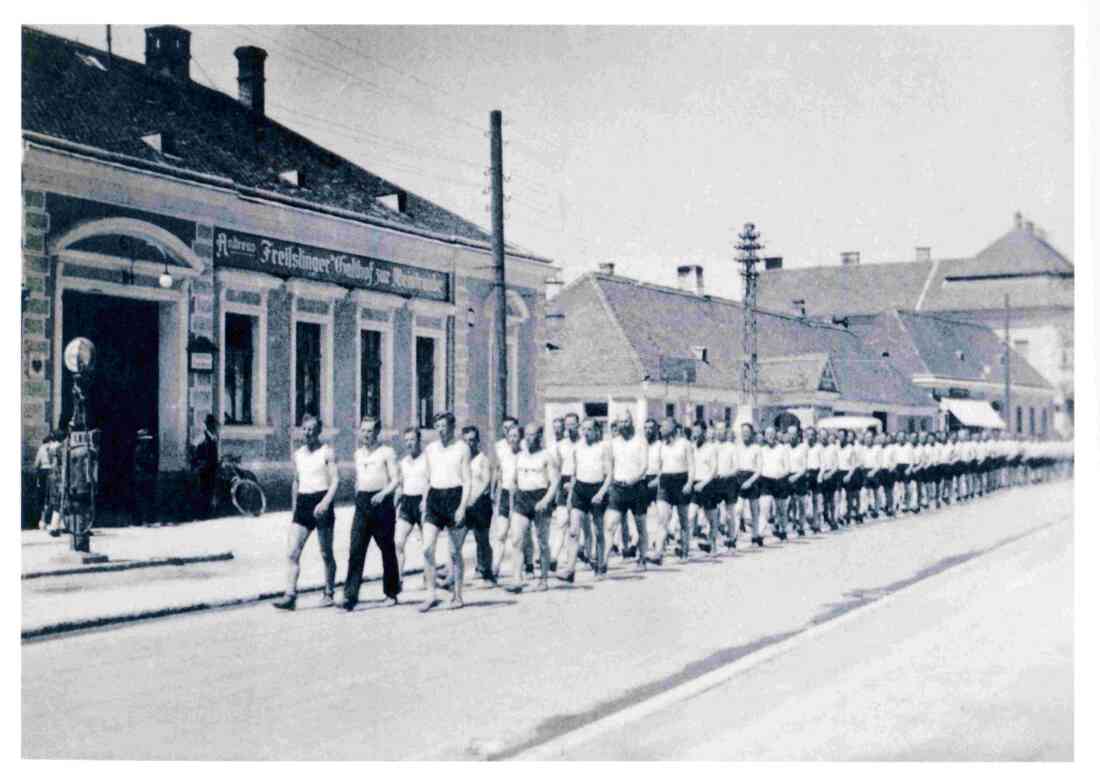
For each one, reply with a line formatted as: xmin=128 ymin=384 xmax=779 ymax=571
xmin=755 ymin=227 xmax=1073 ymax=318
xmin=21 ymin=26 xmax=547 ymax=260
xmin=849 ymin=310 xmax=1052 ymax=390
xmin=756 ymin=260 xmax=933 ymax=317
xmin=758 ymin=354 xmax=829 ymax=394
xmin=547 ymin=274 xmax=937 ymax=410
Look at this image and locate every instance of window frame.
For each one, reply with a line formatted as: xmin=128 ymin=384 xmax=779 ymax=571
xmin=353 ymin=290 xmax=395 ymax=430
xmin=223 ymin=311 xmax=258 ymax=427
xmin=216 ymin=269 xmax=279 ymax=440
xmin=287 ymin=279 xmax=340 ymax=438
xmin=413 ymin=323 xmax=447 ymax=434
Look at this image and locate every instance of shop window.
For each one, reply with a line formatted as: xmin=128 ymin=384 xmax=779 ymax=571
xmin=1016 ymin=406 xmax=1023 ymax=433
xmin=416 ymin=335 xmax=436 ymax=429
xmin=665 ymin=402 xmax=675 ymax=419
xmin=1029 ymin=407 xmax=1035 ymax=435
xmin=907 ymin=418 xmax=917 ymax=433
xmin=360 ymin=329 xmax=383 ymax=421
xmin=295 ymin=321 xmax=323 ymax=426
xmin=224 ymin=313 xmax=256 ymax=425
xmin=1041 ymin=408 xmax=1047 ymax=435
xmin=695 ymin=404 xmax=705 ymax=424
xmin=584 ymin=401 xmax=608 ymax=419
xmin=724 ymin=407 xmax=733 ymax=426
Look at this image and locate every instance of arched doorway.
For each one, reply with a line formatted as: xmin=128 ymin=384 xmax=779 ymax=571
xmin=50 ymin=219 xmax=201 ymax=521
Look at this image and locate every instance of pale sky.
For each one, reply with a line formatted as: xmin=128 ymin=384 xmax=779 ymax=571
xmin=37 ymin=25 xmax=1074 ymax=300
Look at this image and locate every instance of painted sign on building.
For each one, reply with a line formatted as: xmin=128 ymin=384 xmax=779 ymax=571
xmin=213 ymin=227 xmax=450 ymax=302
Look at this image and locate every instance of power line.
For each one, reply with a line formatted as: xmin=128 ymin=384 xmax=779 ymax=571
xmin=230 ymin=25 xmax=486 ymax=138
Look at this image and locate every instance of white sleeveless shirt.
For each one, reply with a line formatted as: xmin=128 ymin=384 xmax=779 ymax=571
xmin=400 ymin=453 xmax=429 ymax=496
xmin=295 ymin=444 xmax=333 ymax=494
xmin=516 ymin=449 xmax=552 ymax=491
xmin=426 ymin=439 xmax=469 ymax=489
xmin=574 ymin=441 xmax=608 ymax=484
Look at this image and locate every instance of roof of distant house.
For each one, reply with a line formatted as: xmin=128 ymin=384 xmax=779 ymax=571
xmin=545 ymin=273 xmax=936 ymax=409
xmin=755 ymin=225 xmax=1073 ymax=318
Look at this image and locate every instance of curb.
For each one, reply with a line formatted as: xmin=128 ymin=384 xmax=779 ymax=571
xmin=22 ymin=552 xmax=236 ymax=580
xmin=21 ymin=568 xmax=428 ymax=642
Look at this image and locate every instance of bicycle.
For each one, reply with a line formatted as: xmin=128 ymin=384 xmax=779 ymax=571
xmin=217 ymin=454 xmax=267 ymax=517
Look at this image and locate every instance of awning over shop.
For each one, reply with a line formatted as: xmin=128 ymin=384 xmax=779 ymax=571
xmin=940 ymin=398 xmax=1005 ymax=429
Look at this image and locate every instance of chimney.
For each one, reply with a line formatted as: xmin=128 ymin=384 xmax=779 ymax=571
xmin=234 ymin=46 xmax=268 ymax=116
xmin=764 ymin=256 xmax=783 ymax=270
xmin=597 ymin=262 xmax=616 ymax=276
xmin=840 ymin=251 xmax=861 ymax=266
xmin=145 ymin=26 xmax=191 ymax=81
xmin=1014 ymin=211 xmax=1024 ymax=230
xmin=677 ymin=264 xmax=705 ymax=296
xmin=915 ymin=246 xmax=931 ymax=262
xmin=1025 ymin=221 xmax=1035 ymax=234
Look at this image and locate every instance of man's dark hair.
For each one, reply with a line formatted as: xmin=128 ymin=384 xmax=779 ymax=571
xmin=432 ymin=411 xmax=456 ymax=427
xmin=461 ymin=424 xmax=480 ymax=439
xmin=403 ymin=426 xmax=421 ymax=439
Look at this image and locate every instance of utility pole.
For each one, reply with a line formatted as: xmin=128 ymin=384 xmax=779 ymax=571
xmin=1004 ymin=293 xmax=1011 ymax=432
xmin=490 ymin=110 xmax=508 ymax=438
xmin=106 ymin=25 xmax=113 ymax=66
xmin=736 ymin=222 xmax=763 ymax=421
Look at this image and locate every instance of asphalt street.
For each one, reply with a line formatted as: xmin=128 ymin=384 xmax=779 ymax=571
xmin=22 ymin=479 xmax=1073 ymax=761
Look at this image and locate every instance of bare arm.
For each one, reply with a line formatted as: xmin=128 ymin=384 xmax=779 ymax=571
xmin=537 ymin=456 xmax=561 ymax=513
xmin=455 ymin=445 xmax=472 ymax=524
xmin=594 ymin=445 xmax=612 ymax=502
xmin=374 ymin=449 xmax=400 ymax=504
xmin=316 ymin=447 xmax=339 ymax=517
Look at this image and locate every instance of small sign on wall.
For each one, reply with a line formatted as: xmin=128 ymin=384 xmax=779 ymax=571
xmin=187 ymin=334 xmax=217 ymax=374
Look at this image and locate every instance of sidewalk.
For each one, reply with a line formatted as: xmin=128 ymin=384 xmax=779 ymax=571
xmin=22 ymin=503 xmax=479 ymax=638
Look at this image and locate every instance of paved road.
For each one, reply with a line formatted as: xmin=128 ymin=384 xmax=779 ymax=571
xmin=22 ymin=480 xmax=1073 ymax=760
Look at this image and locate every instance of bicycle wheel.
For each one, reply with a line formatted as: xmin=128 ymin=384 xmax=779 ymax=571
xmin=232 ymin=478 xmax=267 ymax=517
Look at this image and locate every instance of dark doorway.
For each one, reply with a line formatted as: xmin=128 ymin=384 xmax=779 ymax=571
xmin=61 ymin=290 xmax=160 ymax=522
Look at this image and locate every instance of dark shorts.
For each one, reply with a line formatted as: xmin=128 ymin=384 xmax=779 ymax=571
xmin=467 ymin=493 xmax=493 ymax=531
xmin=896 ymin=464 xmax=909 ymax=483
xmin=734 ymin=470 xmax=760 ymax=500
xmin=692 ymin=480 xmax=723 ymax=510
xmin=806 ymin=469 xmax=820 ymax=492
xmin=844 ymin=467 xmax=865 ymax=490
xmin=497 ymin=489 xmax=512 ymax=518
xmin=513 ymin=488 xmax=547 ymax=519
xmin=609 ymin=480 xmax=649 ymax=518
xmin=397 ymin=494 xmax=423 ymax=526
xmin=425 ymin=486 xmax=463 ymax=529
xmin=789 ymin=472 xmax=811 ymax=495
xmin=863 ymin=470 xmax=881 ymax=489
xmin=658 ymin=472 xmax=690 ymax=507
xmin=761 ymin=476 xmax=790 ymax=499
xmin=293 ymin=491 xmax=335 ymax=531
xmin=571 ymin=480 xmax=606 ymax=514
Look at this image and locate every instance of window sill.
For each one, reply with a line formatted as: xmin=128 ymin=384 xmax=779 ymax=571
xmin=221 ymin=425 xmax=275 ymax=441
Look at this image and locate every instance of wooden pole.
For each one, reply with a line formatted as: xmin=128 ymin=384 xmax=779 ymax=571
xmin=490 ymin=110 xmax=507 ymax=437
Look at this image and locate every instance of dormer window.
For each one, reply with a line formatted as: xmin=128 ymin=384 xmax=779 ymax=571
xmin=375 ymin=192 xmax=407 ymax=213
xmin=141 ymin=132 xmax=178 ymax=157
xmin=75 ymin=52 xmax=107 ymax=71
xmin=279 ymin=169 xmax=305 ymax=188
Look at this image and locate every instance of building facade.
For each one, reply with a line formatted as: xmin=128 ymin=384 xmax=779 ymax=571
xmin=21 ymin=26 xmax=554 ymax=523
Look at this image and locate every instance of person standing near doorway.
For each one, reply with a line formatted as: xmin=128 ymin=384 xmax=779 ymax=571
xmin=132 ymin=428 xmax=158 ymax=527
xmin=192 ymin=414 xmax=219 ymax=520
xmin=341 ymin=417 xmax=400 ymax=612
xmin=274 ymin=415 xmax=339 ymax=611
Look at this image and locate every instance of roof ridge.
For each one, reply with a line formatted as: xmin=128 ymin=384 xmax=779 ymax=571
xmin=590 ymin=277 xmax=648 ymax=382
xmin=594 ymin=273 xmax=854 ymax=332
xmin=893 ymin=310 xmax=932 ymax=377
xmin=913 ymin=257 xmax=939 ymax=311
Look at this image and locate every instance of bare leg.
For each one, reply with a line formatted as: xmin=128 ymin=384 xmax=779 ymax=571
xmin=315 ymin=524 xmax=337 ymax=597
xmin=283 ymin=523 xmax=311 ymax=597
xmin=447 ymin=526 xmax=466 ymax=607
xmin=419 ymin=523 xmax=442 ymax=611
